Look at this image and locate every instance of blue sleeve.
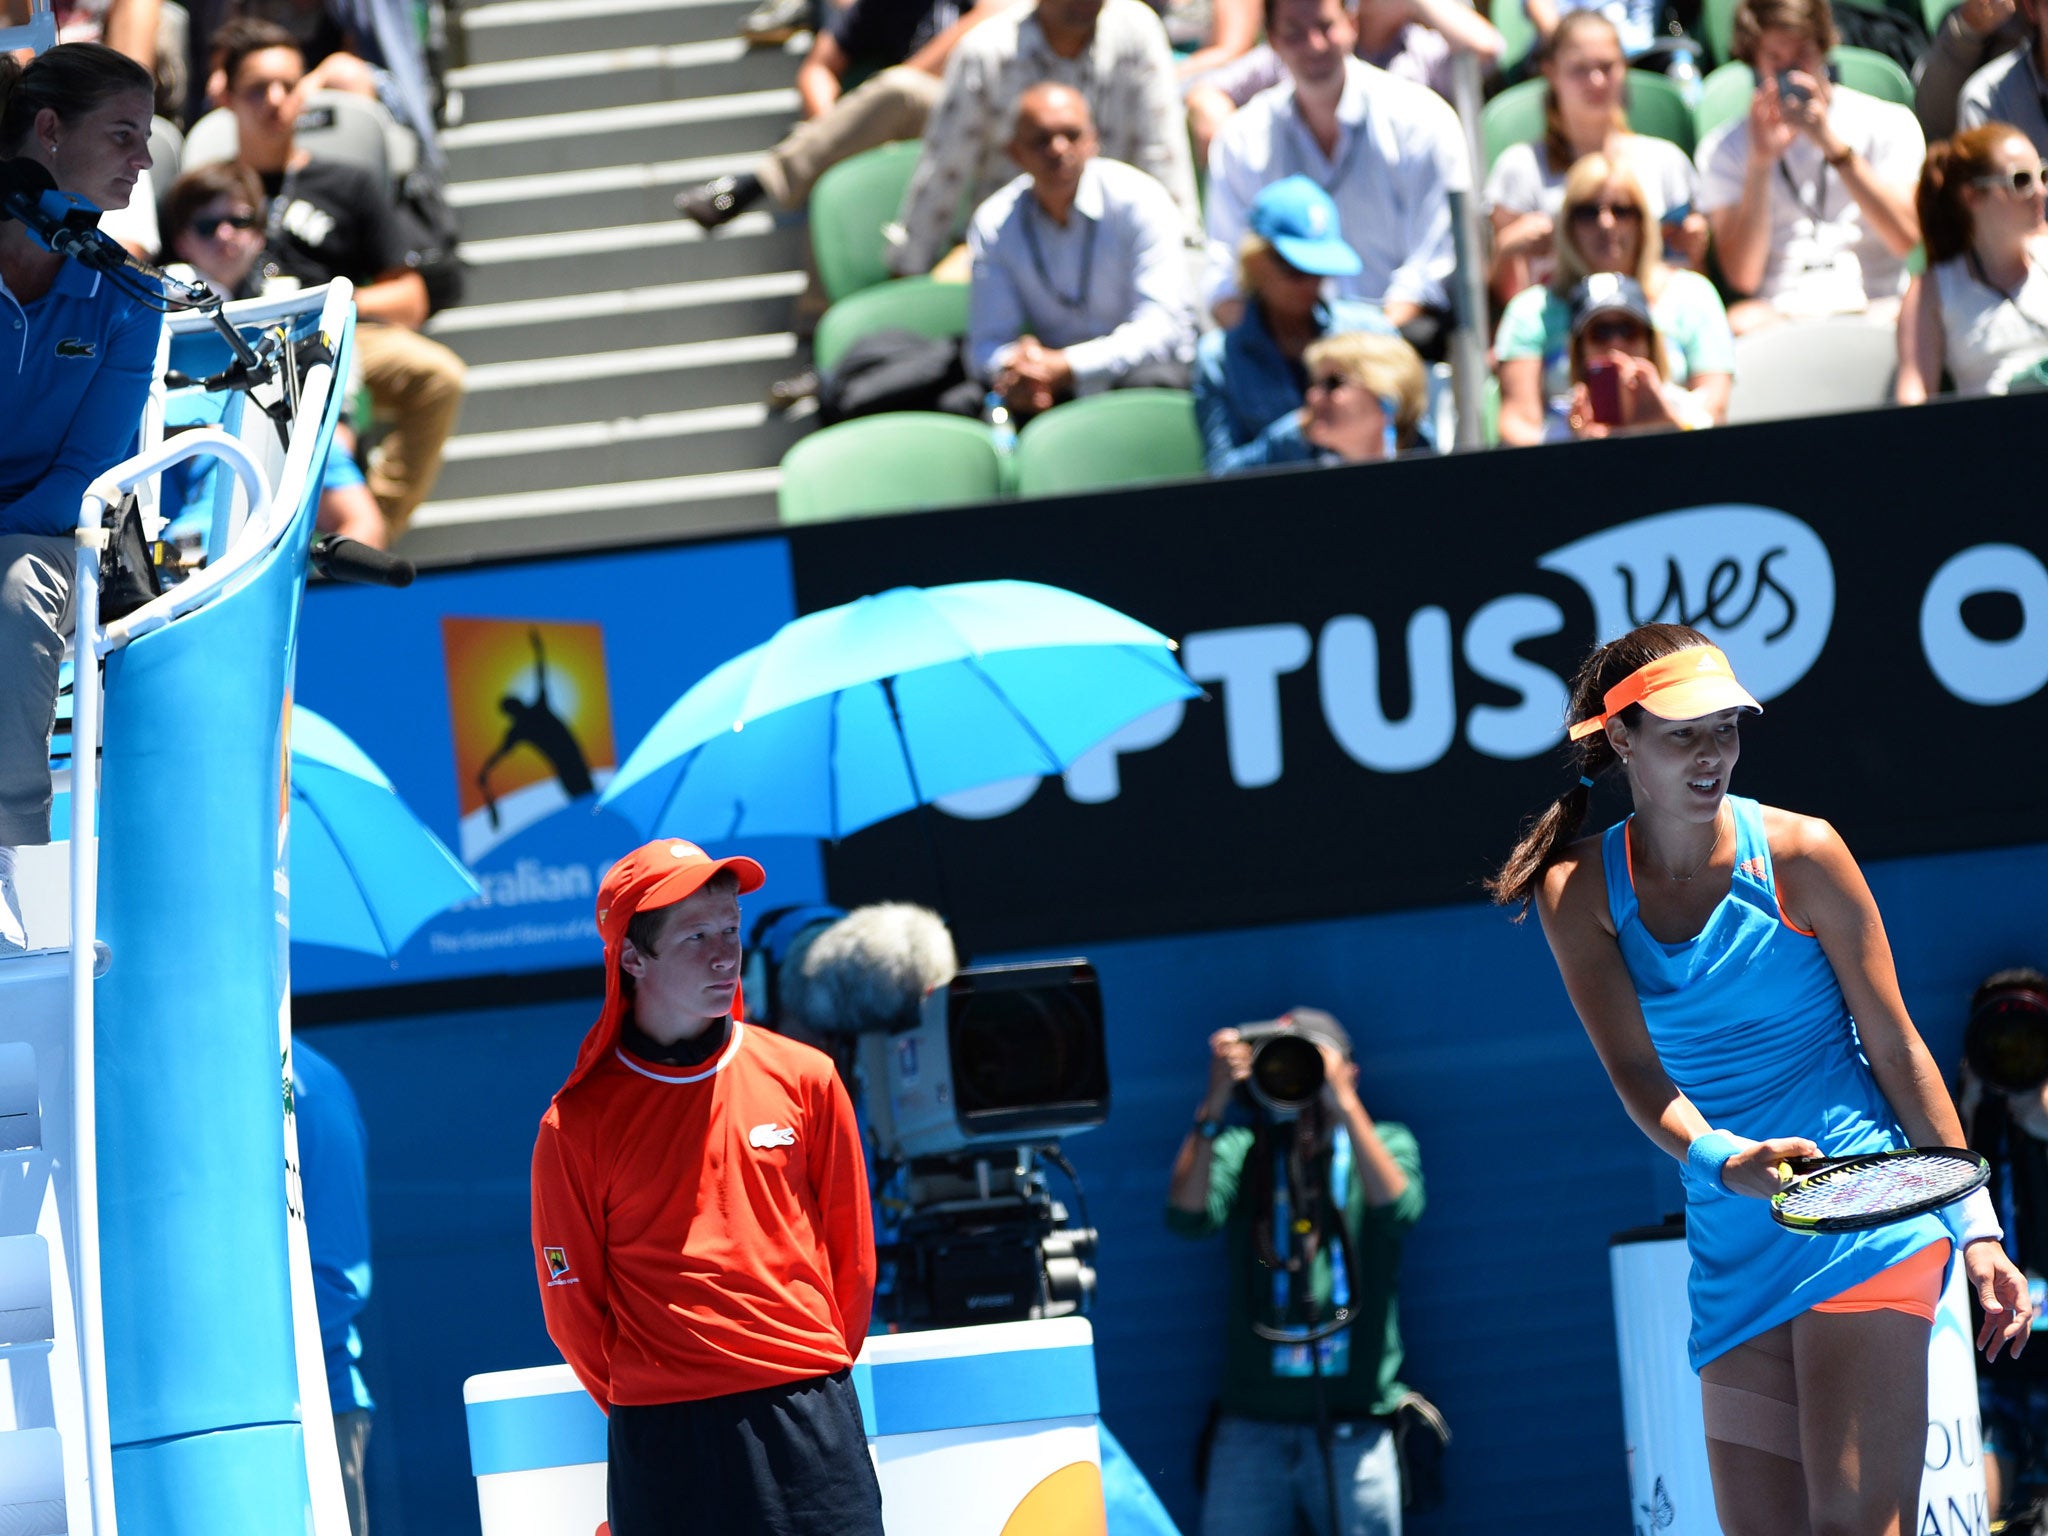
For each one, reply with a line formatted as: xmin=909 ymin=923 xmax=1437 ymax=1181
xmin=0 ymin=297 xmax=161 ymax=537
xmin=1209 ymin=407 xmax=1312 ymax=476
xmin=1192 ymin=333 xmax=1244 ymax=468
xmin=294 ymin=1046 xmax=373 ymax=1350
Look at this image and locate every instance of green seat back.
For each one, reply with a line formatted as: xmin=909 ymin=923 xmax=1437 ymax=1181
xmin=1694 ymin=60 xmax=1754 ymax=141
xmin=1703 ymin=0 xmax=1739 ymax=64
xmin=809 ymin=140 xmax=924 ymax=303
xmin=1923 ymin=0 xmax=1965 ymax=36
xmin=1010 ymin=390 xmax=1206 ymax=498
xmin=778 ymin=413 xmax=1003 ymax=523
xmin=812 ymin=277 xmax=970 ymax=373
xmin=1830 ymin=44 xmax=1915 ymax=107
xmin=1626 ymin=69 xmax=1696 ymax=153
xmin=1493 ymin=0 xmax=1540 ymax=77
xmin=1481 ymin=77 xmax=1548 ymax=171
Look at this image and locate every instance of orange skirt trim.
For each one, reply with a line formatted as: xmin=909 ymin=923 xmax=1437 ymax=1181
xmin=1809 ymin=1239 xmax=1950 ymax=1322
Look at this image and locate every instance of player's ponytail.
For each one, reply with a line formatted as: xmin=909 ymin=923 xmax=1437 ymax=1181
xmin=1486 ymin=622 xmax=1711 ymax=916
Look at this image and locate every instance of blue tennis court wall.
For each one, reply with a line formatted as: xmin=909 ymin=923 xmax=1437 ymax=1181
xmin=302 ymin=833 xmax=2048 ymax=1536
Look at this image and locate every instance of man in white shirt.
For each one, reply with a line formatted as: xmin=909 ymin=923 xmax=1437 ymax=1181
xmin=1695 ymin=0 xmax=1923 ymax=330
xmin=964 ymin=83 xmax=1197 ymax=417
xmin=886 ymin=0 xmax=1200 ymax=277
xmin=1202 ymin=0 xmax=1471 ymax=343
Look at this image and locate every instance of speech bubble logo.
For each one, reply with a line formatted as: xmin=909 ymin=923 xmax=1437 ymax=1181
xmin=1538 ymin=505 xmax=1834 ymax=703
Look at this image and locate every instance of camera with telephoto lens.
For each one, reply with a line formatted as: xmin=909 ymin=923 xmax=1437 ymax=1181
xmin=1236 ymin=1018 xmax=1336 ymax=1116
xmin=1966 ymin=974 xmax=2048 ymax=1095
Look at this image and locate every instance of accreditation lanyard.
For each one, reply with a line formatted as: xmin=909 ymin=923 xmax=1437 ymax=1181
xmin=1778 ymin=156 xmax=1829 ymax=231
xmin=1020 ymin=197 xmax=1097 ymax=312
xmin=1269 ymin=1127 xmax=1353 ymax=1378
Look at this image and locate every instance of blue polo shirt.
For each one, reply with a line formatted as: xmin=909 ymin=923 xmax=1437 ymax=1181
xmin=293 ymin=1040 xmax=376 ymax=1415
xmin=0 ymin=260 xmax=161 ymax=537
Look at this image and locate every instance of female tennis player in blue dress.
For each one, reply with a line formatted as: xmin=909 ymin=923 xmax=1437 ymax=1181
xmin=1492 ymin=622 xmax=2033 ymax=1535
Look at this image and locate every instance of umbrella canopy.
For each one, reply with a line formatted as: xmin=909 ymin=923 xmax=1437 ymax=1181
xmin=291 ymin=705 xmax=481 ymax=956
xmin=598 ymin=580 xmax=1199 ymax=840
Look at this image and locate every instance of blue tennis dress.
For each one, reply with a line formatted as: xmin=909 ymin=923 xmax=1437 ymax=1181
xmin=1603 ymin=796 xmax=1953 ymax=1369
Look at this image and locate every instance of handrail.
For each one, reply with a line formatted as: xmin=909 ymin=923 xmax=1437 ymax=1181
xmin=68 ymin=476 xmax=116 ymax=1536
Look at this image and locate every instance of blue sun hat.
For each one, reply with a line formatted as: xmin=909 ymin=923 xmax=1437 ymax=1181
xmin=1247 ymin=176 xmax=1363 ymax=277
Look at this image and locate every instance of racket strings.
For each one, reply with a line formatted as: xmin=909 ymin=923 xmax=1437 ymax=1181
xmin=1777 ymin=1156 xmax=1983 ymax=1220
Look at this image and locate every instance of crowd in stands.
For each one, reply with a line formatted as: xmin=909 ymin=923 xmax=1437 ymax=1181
xmin=687 ymin=0 xmax=2048 ymax=504
xmin=8 ymin=0 xmax=464 ymax=546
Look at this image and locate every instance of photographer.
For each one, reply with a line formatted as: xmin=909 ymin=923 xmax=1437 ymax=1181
xmin=1165 ymin=1008 xmax=1424 ymax=1536
xmin=1960 ymin=968 xmax=2048 ymax=1529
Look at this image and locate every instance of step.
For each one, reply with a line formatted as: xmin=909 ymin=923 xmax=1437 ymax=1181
xmin=432 ymin=401 xmax=807 ymax=500
xmin=446 ymin=151 xmax=768 ymax=243
xmin=0 ymin=1427 xmax=64 ymax=1534
xmin=456 ymin=214 xmax=808 ymax=306
xmin=459 ymin=0 xmax=762 ymax=65
xmin=0 ymin=1239 xmax=53 ymax=1349
xmin=451 ymin=331 xmax=800 ymax=434
xmin=446 ymin=38 xmax=802 ymax=123
xmin=428 ymin=270 xmax=806 ymax=365
xmin=401 ymin=469 xmax=781 ymax=566
xmin=443 ymin=89 xmax=796 ymax=181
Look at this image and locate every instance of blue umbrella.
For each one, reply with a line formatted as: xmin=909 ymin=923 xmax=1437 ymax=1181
xmin=291 ymin=705 xmax=481 ymax=956
xmin=598 ymin=581 xmax=1200 ymax=841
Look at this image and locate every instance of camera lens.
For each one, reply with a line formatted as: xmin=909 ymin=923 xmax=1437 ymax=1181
xmin=1968 ymin=991 xmax=2048 ymax=1095
xmin=1249 ymin=1033 xmax=1325 ymax=1114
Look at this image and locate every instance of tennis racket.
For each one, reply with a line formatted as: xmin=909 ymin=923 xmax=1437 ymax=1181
xmin=1770 ymin=1147 xmax=1990 ymax=1235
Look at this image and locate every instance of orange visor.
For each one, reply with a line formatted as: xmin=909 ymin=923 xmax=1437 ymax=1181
xmin=1567 ymin=644 xmax=1763 ymax=742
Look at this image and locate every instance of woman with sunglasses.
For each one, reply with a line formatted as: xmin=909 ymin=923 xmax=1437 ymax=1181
xmin=1297 ymin=329 xmax=1428 ymax=463
xmin=1194 ymin=176 xmax=1406 ymax=474
xmin=1896 ymin=123 xmax=2048 ymax=401
xmin=1495 ymin=151 xmax=1732 ymax=445
xmin=1486 ymin=13 xmax=1705 ymax=304
xmin=1491 ymin=622 xmax=2031 ymax=1536
xmin=155 ymin=162 xmax=387 ymax=548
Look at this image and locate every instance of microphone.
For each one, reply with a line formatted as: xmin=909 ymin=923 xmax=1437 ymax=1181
xmin=310 ymin=535 xmax=415 ymax=588
xmin=0 ymin=157 xmax=202 ymax=301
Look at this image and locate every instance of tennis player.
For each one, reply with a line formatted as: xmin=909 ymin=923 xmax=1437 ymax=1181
xmin=1491 ymin=622 xmax=2032 ymax=1534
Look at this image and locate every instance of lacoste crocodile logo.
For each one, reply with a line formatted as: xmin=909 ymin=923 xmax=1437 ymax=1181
xmin=55 ymin=338 xmax=95 ymax=358
xmin=749 ymin=1123 xmax=796 ymax=1150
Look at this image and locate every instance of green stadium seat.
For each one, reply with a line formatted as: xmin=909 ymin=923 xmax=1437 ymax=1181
xmin=1492 ymin=0 xmax=1540 ymax=78
xmin=1694 ymin=61 xmax=1754 ymax=141
xmin=1010 ymin=390 xmax=1207 ymax=498
xmin=1703 ymin=0 xmax=1739 ymax=64
xmin=1923 ymin=0 xmax=1965 ymax=34
xmin=778 ymin=413 xmax=1003 ymax=523
xmin=812 ymin=277 xmax=970 ymax=374
xmin=1830 ymin=45 xmax=1915 ymax=108
xmin=809 ymin=140 xmax=924 ymax=304
xmin=1482 ymin=70 xmax=1697 ymax=169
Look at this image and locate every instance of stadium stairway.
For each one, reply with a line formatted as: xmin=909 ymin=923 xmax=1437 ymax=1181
xmin=406 ymin=0 xmax=814 ymax=563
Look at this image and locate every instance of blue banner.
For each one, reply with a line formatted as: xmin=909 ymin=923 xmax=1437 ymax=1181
xmin=293 ymin=537 xmax=823 ymax=991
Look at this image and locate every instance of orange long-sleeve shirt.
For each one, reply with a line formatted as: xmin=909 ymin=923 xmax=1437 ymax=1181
xmin=531 ymin=1019 xmax=876 ymax=1408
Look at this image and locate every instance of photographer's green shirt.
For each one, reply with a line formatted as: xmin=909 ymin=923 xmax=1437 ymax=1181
xmin=1165 ymin=1122 xmax=1423 ymax=1422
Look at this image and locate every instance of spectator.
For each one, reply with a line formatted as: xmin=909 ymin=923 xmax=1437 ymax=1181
xmin=1957 ymin=0 xmax=2048 ymax=155
xmin=0 ymin=44 xmax=160 ymax=954
xmin=1202 ymin=0 xmax=1471 ymax=347
xmin=675 ymin=0 xmax=1009 ymax=230
xmin=1166 ymin=1010 xmax=1424 ymax=1536
xmin=292 ymin=1038 xmax=375 ymax=1536
xmin=1300 ymin=328 xmax=1427 ymax=461
xmin=156 ymin=162 xmax=387 ymax=546
xmin=1185 ymin=0 xmax=1502 ymax=166
xmin=1555 ymin=271 xmax=1712 ymax=437
xmin=1916 ymin=0 xmax=2027 ymax=142
xmin=218 ymin=17 xmax=464 ymax=538
xmin=1523 ymin=0 xmax=1681 ymax=65
xmin=1897 ymin=123 xmax=2048 ymax=400
xmin=885 ymin=0 xmax=1201 ymax=278
xmin=1496 ymin=153 xmax=1731 ymax=443
xmin=1695 ymin=0 xmax=1924 ymax=333
xmin=959 ymin=83 xmax=1196 ymax=419
xmin=31 ymin=0 xmax=188 ymax=121
xmin=1485 ymin=12 xmax=1704 ymax=302
xmin=1193 ymin=176 xmax=1398 ymax=472
xmin=1956 ymin=969 xmax=2048 ymax=1529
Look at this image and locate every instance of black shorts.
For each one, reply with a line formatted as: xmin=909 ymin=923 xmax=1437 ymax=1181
xmin=607 ymin=1368 xmax=883 ymax=1536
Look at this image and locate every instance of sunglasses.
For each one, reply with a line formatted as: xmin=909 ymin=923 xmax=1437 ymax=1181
xmin=190 ymin=213 xmax=260 ymax=239
xmin=1584 ymin=316 xmax=1647 ymax=345
xmin=1974 ymin=165 xmax=2048 ymax=195
xmin=1569 ymin=201 xmax=1643 ymax=225
xmin=1306 ymin=373 xmax=1356 ymax=394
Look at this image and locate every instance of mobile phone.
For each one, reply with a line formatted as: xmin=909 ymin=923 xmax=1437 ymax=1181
xmin=1586 ymin=359 xmax=1623 ymax=426
xmin=1776 ymin=68 xmax=1811 ymax=106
